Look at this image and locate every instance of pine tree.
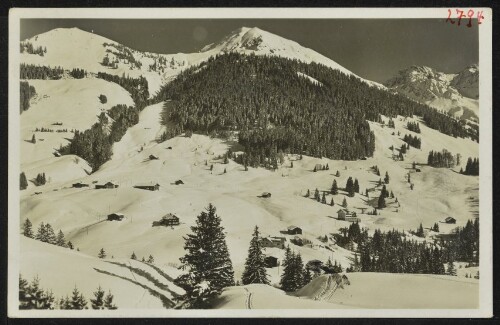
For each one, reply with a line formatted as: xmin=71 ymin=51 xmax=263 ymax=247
xmin=45 ymin=223 xmax=56 ymax=244
xmin=342 ymin=197 xmax=348 ymax=208
xmin=104 ymin=291 xmax=117 ymax=309
xmin=416 ymin=223 xmax=424 ymax=237
xmin=32 ymin=134 xmax=36 ymax=144
xmin=90 ymin=285 xmax=105 ymax=309
xmin=131 ymin=252 xmax=137 ymax=260
xmin=321 ymin=192 xmax=327 ymax=204
xmin=314 ymin=188 xmax=320 ymax=201
xmin=303 ymin=267 xmax=313 ymax=286
xmin=305 ymin=189 xmax=310 ymax=197
xmin=147 ymin=255 xmax=155 ymax=264
xmin=22 ymin=218 xmax=34 ymax=238
xmin=67 ymin=241 xmax=74 ymax=249
xmin=35 ymin=222 xmax=46 ymax=242
xmin=56 ymin=230 xmax=66 ymax=247
xmin=98 ymin=248 xmax=106 ymax=259
xmin=330 ymin=198 xmax=334 ymax=206
xmin=331 ymin=179 xmax=338 ymax=195
xmin=353 ymin=179 xmax=360 ymax=193
xmin=346 ymin=177 xmax=354 ymax=197
xmin=241 ymin=226 xmax=269 ymax=285
xmin=377 ymin=195 xmax=386 ymax=209
xmin=384 ymin=172 xmax=390 ymax=184
xmin=280 ymin=246 xmax=297 ymax=292
xmin=336 ymin=170 xmax=340 ymax=177
xmin=175 ymin=204 xmax=234 ymax=309
xmin=447 ymin=260 xmax=456 ymax=276
xmin=20 ymin=172 xmax=28 ymax=190
xmin=71 ymin=286 xmax=87 ymax=309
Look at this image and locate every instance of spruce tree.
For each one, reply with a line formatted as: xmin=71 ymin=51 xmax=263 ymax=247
xmin=175 ymin=203 xmax=234 ymax=309
xmin=346 ymin=177 xmax=354 ymax=197
xmin=303 ymin=267 xmax=313 ymax=286
xmin=131 ymin=252 xmax=137 ymax=260
xmin=20 ymin=172 xmax=28 ymax=190
xmin=56 ymin=230 xmax=66 ymax=247
xmin=342 ymin=197 xmax=348 ymax=208
xmin=91 ymin=286 xmax=105 ymax=309
xmin=67 ymin=241 xmax=74 ymax=249
xmin=32 ymin=134 xmax=36 ymax=144
xmin=241 ymin=226 xmax=269 ymax=285
xmin=353 ymin=179 xmax=360 ymax=193
xmin=377 ymin=195 xmax=386 ymax=209
xmin=22 ymin=218 xmax=34 ymax=238
xmin=98 ymin=248 xmax=106 ymax=259
xmin=330 ymin=198 xmax=334 ymax=206
xmin=321 ymin=192 xmax=327 ymax=204
xmin=314 ymin=188 xmax=320 ymax=201
xmin=305 ymin=189 xmax=310 ymax=197
xmin=104 ymin=291 xmax=117 ymax=309
xmin=447 ymin=260 xmax=456 ymax=276
xmin=331 ymin=179 xmax=338 ymax=195
xmin=280 ymin=246 xmax=296 ymax=292
xmin=384 ymin=172 xmax=390 ymax=184
xmin=71 ymin=287 xmax=87 ymax=309
xmin=147 ymin=255 xmax=155 ymax=264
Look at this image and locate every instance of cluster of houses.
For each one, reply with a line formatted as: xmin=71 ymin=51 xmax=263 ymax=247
xmin=72 ymin=181 xmax=163 ymax=191
xmin=337 ymin=209 xmax=359 ymax=222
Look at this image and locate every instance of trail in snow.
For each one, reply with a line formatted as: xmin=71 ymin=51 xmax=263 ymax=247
xmin=243 ymin=287 xmax=253 ymax=309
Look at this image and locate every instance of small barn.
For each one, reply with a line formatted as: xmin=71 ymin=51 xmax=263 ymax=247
xmin=174 ymin=180 xmax=184 ymax=185
xmin=72 ymin=182 xmax=89 ymax=188
xmin=149 ymin=154 xmax=159 ymax=160
xmin=337 ymin=209 xmax=359 ymax=222
xmin=260 ymin=236 xmax=286 ymax=249
xmin=264 ymin=256 xmax=279 ymax=268
xmin=107 ymin=213 xmax=124 ymax=221
xmin=314 ymin=163 xmax=323 ymax=172
xmin=260 ymin=192 xmax=272 ymax=198
xmin=134 ymin=183 xmax=160 ymax=191
xmin=287 ymin=226 xmax=302 ymax=235
xmin=95 ymin=182 xmax=119 ymax=189
xmin=444 ymin=217 xmax=457 ymax=224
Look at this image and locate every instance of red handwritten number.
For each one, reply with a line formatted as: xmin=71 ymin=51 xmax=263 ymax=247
xmin=446 ymin=9 xmax=455 ymax=24
xmin=467 ymin=9 xmax=474 ymax=27
xmin=456 ymin=9 xmax=466 ymax=26
xmin=477 ymin=11 xmax=485 ymax=24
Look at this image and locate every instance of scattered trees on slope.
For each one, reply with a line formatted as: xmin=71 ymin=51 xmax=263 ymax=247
xmin=241 ymin=226 xmax=269 ymax=285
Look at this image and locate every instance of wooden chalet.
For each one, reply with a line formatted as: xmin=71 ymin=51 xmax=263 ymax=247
xmin=72 ymin=182 xmax=89 ymax=188
xmin=95 ymin=182 xmax=119 ymax=189
xmin=444 ymin=217 xmax=457 ymax=224
xmin=287 ymin=226 xmax=302 ymax=235
xmin=134 ymin=183 xmax=160 ymax=191
xmin=260 ymin=236 xmax=286 ymax=249
xmin=264 ymin=255 xmax=279 ymax=268
xmin=337 ymin=209 xmax=359 ymax=222
xmin=153 ymin=213 xmax=180 ymax=227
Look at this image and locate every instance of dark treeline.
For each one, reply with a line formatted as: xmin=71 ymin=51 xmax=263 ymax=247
xmin=96 ymin=72 xmax=149 ymax=110
xmin=427 ymin=149 xmax=456 ymax=168
xmin=20 ymin=81 xmax=36 ymax=113
xmin=461 ymin=157 xmax=479 ymax=176
xmin=341 ymin=219 xmax=479 ymax=274
xmin=60 ymin=104 xmax=140 ymax=171
xmin=154 ymin=53 xmax=471 ymax=164
xmin=20 ymin=41 xmax=46 ymax=56
xmin=20 ymin=63 xmax=64 ymax=80
xmin=403 ymin=134 xmax=421 ymax=149
xmin=69 ymin=68 xmax=87 ymax=79
xmin=406 ymin=121 xmax=421 ymax=133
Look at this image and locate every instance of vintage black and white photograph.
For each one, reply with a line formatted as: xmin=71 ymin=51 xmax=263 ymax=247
xmin=8 ymin=8 xmax=493 ymax=317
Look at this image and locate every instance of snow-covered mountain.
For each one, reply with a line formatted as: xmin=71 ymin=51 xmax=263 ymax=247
xmin=385 ymin=65 xmax=479 ymax=121
xmin=20 ymin=27 xmax=384 ymax=95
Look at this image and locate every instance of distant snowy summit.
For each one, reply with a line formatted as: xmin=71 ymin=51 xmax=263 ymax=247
xmin=20 ymin=26 xmax=384 ymax=91
xmin=385 ymin=65 xmax=479 ymax=121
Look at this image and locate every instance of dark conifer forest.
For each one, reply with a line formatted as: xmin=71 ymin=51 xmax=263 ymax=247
xmin=20 ymin=64 xmax=64 ymax=80
xmin=20 ymin=81 xmax=36 ymax=113
xmin=155 ymin=53 xmax=471 ymax=163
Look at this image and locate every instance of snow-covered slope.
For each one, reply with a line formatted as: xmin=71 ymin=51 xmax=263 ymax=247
xmin=295 ymin=273 xmax=478 ymax=309
xmin=385 ymin=65 xmax=479 ymax=121
xmin=20 ymin=236 xmax=183 ymax=309
xmin=21 ymin=27 xmax=384 ymax=96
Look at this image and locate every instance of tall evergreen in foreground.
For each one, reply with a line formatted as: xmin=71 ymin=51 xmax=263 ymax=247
xmin=20 ymin=172 xmax=28 ymax=190
xmin=22 ymin=218 xmax=34 ymax=238
xmin=280 ymin=247 xmax=305 ymax=292
xmin=241 ymin=226 xmax=269 ymax=285
xmin=175 ymin=204 xmax=234 ymax=309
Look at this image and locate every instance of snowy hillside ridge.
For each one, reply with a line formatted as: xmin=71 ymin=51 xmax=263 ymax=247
xmin=201 ymin=27 xmax=385 ymax=89
xmin=21 ymin=26 xmax=385 ymax=93
xmin=385 ymin=65 xmax=479 ymax=120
